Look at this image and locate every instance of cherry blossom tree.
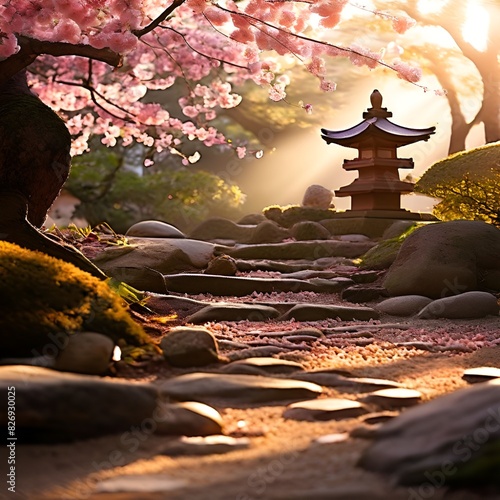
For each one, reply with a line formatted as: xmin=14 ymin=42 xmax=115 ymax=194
xmin=0 ymin=0 xmax=421 ymax=164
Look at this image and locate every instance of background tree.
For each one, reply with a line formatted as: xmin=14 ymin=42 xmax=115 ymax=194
xmin=415 ymin=142 xmax=500 ymax=226
xmin=375 ymin=0 xmax=500 ymax=153
xmin=67 ymin=146 xmax=245 ymax=232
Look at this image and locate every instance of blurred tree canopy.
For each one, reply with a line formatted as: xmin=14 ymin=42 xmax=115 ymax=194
xmin=415 ymin=142 xmax=500 ymax=226
xmin=67 ymin=147 xmax=246 ymax=233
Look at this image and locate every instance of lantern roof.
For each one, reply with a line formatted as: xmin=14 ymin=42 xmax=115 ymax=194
xmin=321 ymin=89 xmax=436 ymax=149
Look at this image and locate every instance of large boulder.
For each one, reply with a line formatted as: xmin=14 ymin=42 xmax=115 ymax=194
xmin=383 ymin=221 xmax=500 ymax=298
xmin=189 ymin=217 xmax=254 ymax=242
xmin=91 ymin=237 xmax=216 ymax=292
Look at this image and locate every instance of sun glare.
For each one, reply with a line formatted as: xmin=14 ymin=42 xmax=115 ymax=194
xmin=462 ymin=3 xmax=490 ymax=51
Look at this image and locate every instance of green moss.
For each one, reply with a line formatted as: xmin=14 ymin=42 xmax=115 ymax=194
xmin=358 ymin=224 xmax=421 ymax=269
xmin=263 ymin=205 xmax=337 ymax=228
xmin=0 ymin=241 xmax=152 ymax=357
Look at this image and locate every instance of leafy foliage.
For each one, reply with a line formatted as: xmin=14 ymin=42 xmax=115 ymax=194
xmin=415 ymin=143 xmax=500 ymax=226
xmin=67 ymin=148 xmax=246 ymax=233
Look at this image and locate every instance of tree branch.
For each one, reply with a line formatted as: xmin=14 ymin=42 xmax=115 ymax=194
xmin=132 ymin=0 xmax=187 ymax=37
xmin=0 ymin=36 xmax=122 ymax=86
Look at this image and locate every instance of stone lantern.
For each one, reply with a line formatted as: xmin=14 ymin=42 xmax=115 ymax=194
xmin=321 ymin=89 xmax=436 ymax=218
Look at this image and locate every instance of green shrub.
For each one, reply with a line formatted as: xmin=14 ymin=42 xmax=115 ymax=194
xmin=263 ymin=204 xmax=337 ymax=228
xmin=415 ymin=142 xmax=500 ymax=226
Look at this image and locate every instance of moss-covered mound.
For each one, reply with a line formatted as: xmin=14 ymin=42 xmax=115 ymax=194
xmin=0 ymin=241 xmax=151 ymax=357
xmin=263 ymin=205 xmax=337 ymax=228
xmin=358 ymin=224 xmax=421 ymax=270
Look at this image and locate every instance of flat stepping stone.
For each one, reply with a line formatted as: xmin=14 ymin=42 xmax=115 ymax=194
xmin=95 ymin=474 xmax=187 ymax=493
xmin=463 ymin=366 xmax=500 ymax=383
xmin=186 ymin=303 xmax=280 ymax=323
xmin=341 ymin=286 xmax=386 ymax=303
xmin=255 ymin=327 xmax=324 ymax=338
xmin=226 ymin=346 xmax=288 ymax=361
xmin=360 ymin=411 xmax=400 ymax=425
xmin=157 ymin=372 xmax=322 ymax=406
xmin=219 ymin=240 xmax=375 ymax=260
xmin=0 ymin=366 xmax=157 ymax=442
xmin=289 ymin=372 xmax=401 ymax=391
xmin=160 ymin=435 xmax=250 ymax=456
xmin=284 ymin=398 xmax=368 ymax=421
xmin=162 ymin=273 xmax=349 ymax=296
xmin=222 ymin=357 xmax=305 ymax=375
xmin=280 ymin=304 xmax=379 ymax=321
xmin=362 ymin=388 xmax=422 ymax=409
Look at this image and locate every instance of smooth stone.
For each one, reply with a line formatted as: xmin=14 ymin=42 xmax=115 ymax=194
xmin=290 ymin=221 xmax=332 ymax=241
xmin=226 ymin=346 xmax=288 ymax=361
xmin=92 ymin=238 xmax=216 ymax=292
xmin=313 ymin=432 xmax=350 ymax=444
xmin=280 ymin=304 xmax=379 ymax=321
xmin=186 ymin=303 xmax=280 ymax=323
xmin=341 ymin=286 xmax=386 ymax=303
xmin=0 ymin=366 xmax=157 ymax=442
xmin=95 ymin=474 xmax=187 ymax=493
xmin=302 ymin=184 xmax=334 ymax=209
xmin=337 ymin=234 xmax=371 ymax=242
xmin=221 ymin=357 xmax=305 ymax=375
xmin=157 ymin=372 xmax=322 ymax=405
xmin=362 ymin=388 xmax=422 ymax=409
xmin=219 ymin=240 xmax=375 ymax=260
xmin=383 ymin=220 xmax=500 ymax=298
xmin=463 ymin=366 xmax=500 ymax=383
xmin=154 ymin=401 xmax=223 ymax=436
xmin=204 ymin=255 xmax=238 ymax=275
xmin=284 ymin=398 xmax=368 ymax=421
xmin=360 ymin=411 xmax=400 ymax=425
xmin=359 ymin=379 xmax=500 ymax=486
xmin=189 ymin=217 xmax=254 ymax=242
xmin=255 ymin=327 xmax=324 ymax=338
xmin=54 ymin=332 xmax=114 ymax=375
xmin=290 ymin=372 xmax=401 ymax=391
xmin=160 ymin=434 xmax=250 ymax=456
xmin=375 ymin=295 xmax=433 ymax=316
xmin=160 ymin=326 xmax=220 ymax=367
xmin=417 ymin=291 xmax=499 ymax=319
xmin=350 ymin=270 xmax=379 ymax=283
xmin=161 ymin=273 xmax=350 ymax=296
xmin=125 ymin=220 xmax=185 ymax=238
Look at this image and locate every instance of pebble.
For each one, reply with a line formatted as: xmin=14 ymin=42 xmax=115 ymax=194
xmin=95 ymin=474 xmax=187 ymax=493
xmin=160 ymin=435 xmax=250 ymax=456
xmin=361 ymin=388 xmax=423 ymax=409
xmin=462 ymin=366 xmax=500 ymax=383
xmin=160 ymin=326 xmax=220 ymax=367
xmin=283 ymin=398 xmax=368 ymax=421
xmin=221 ymin=357 xmax=305 ymax=375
